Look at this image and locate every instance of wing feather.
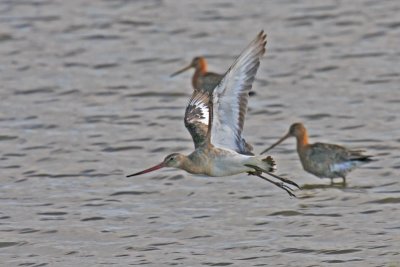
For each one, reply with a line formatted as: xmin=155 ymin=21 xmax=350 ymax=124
xmin=184 ymin=91 xmax=211 ymax=148
xmin=210 ymin=31 xmax=266 ymax=154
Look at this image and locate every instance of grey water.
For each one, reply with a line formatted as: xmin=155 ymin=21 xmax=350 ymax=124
xmin=0 ymin=0 xmax=399 ymax=266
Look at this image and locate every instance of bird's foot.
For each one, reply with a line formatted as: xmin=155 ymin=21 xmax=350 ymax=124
xmin=247 ymin=170 xmax=262 ymax=176
xmin=330 ymin=178 xmax=347 ymax=188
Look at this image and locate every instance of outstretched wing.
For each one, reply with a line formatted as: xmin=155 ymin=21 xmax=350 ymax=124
xmin=184 ymin=90 xmax=212 ymax=148
xmin=210 ymin=31 xmax=266 ymax=153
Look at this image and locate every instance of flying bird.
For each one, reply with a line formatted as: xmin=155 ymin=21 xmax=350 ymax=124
xmin=128 ymin=31 xmax=299 ymax=196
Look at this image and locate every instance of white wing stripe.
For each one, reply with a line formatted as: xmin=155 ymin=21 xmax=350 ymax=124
xmin=188 ymin=100 xmax=209 ymax=125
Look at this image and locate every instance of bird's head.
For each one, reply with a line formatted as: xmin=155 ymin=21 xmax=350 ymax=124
xmin=170 ymin=57 xmax=207 ymax=77
xmin=288 ymin=122 xmax=307 ymax=138
xmin=190 ymin=57 xmax=206 ymax=69
xmin=162 ymin=153 xmax=186 ymax=168
xmin=126 ymin=153 xmax=186 ymax=177
xmin=261 ymin=122 xmax=307 ymax=154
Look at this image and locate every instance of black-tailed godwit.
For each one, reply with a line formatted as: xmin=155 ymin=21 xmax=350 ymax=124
xmin=171 ymin=56 xmax=222 ymax=94
xmin=261 ymin=122 xmax=374 ymax=184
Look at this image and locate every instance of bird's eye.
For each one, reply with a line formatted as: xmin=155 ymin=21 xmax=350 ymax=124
xmin=169 ymin=157 xmax=174 ymax=161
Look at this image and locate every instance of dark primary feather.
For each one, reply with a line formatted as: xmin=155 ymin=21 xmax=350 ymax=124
xmin=347 ymin=149 xmax=374 ymax=162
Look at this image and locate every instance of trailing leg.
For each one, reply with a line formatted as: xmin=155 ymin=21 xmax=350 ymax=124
xmin=246 ymin=164 xmax=299 ymax=197
xmin=245 ymin=164 xmax=300 ymax=189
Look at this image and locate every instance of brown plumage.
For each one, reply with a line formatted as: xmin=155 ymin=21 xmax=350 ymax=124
xmin=171 ymin=56 xmax=223 ymax=94
xmin=261 ymin=123 xmax=374 ymax=184
xmin=171 ymin=56 xmax=257 ymax=97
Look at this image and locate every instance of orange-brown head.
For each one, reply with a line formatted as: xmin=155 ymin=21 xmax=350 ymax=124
xmin=288 ymin=123 xmax=307 ymax=138
xmin=190 ymin=57 xmax=207 ymax=73
xmin=170 ymin=56 xmax=208 ymax=77
xmin=261 ymin=122 xmax=309 ymax=154
xmin=126 ymin=153 xmax=186 ymax=177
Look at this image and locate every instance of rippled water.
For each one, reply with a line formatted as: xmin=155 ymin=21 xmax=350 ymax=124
xmin=1 ymin=0 xmax=399 ymax=266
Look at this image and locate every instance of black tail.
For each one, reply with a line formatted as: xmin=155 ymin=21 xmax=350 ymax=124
xmin=352 ymin=155 xmax=376 ymax=163
xmin=262 ymin=155 xmax=276 ymax=172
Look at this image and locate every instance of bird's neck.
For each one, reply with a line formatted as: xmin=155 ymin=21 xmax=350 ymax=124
xmin=179 ymin=155 xmax=205 ymax=174
xmin=197 ymin=58 xmax=208 ymax=74
xmin=296 ymin=131 xmax=309 ymax=153
xmin=192 ymin=59 xmax=207 ymax=89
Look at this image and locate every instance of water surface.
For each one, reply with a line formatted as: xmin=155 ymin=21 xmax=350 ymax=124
xmin=0 ymin=0 xmax=399 ymax=266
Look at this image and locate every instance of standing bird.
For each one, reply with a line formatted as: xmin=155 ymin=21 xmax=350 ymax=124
xmin=171 ymin=56 xmax=257 ymax=96
xmin=171 ymin=56 xmax=222 ymax=94
xmin=127 ymin=31 xmax=299 ymax=197
xmin=261 ymin=123 xmax=374 ymax=184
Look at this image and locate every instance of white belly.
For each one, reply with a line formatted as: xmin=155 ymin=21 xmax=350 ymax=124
xmin=208 ymin=154 xmax=254 ymax=177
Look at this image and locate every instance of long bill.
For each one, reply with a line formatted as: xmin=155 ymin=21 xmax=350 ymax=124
xmin=261 ymin=132 xmax=291 ymax=154
xmin=170 ymin=64 xmax=192 ymax=77
xmin=126 ymin=162 xmax=165 ymax=177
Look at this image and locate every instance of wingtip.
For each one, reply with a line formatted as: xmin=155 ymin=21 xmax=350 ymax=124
xmin=257 ymin=31 xmax=267 ymax=56
xmin=364 ymin=155 xmax=377 ymax=162
xmin=259 ymin=30 xmax=267 ymax=41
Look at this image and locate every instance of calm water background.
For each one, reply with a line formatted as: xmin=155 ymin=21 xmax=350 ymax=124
xmin=1 ymin=0 xmax=399 ymax=266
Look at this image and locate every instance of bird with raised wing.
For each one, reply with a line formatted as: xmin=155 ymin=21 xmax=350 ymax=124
xmin=261 ymin=122 xmax=374 ymax=184
xmin=128 ymin=31 xmax=299 ymax=197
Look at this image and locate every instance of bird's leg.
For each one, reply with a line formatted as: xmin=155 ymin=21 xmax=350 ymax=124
xmin=245 ymin=164 xmax=300 ymax=189
xmin=341 ymin=176 xmax=347 ymax=187
xmin=246 ymin=164 xmax=298 ymax=197
xmin=256 ymin=173 xmax=297 ymax=198
xmin=264 ymin=171 xmax=300 ymax=189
